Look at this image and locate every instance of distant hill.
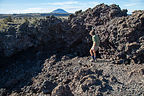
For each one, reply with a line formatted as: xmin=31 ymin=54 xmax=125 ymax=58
xmin=0 ymin=9 xmax=71 ymax=18
xmin=0 ymin=13 xmax=72 ymax=18
xmin=51 ymin=9 xmax=68 ymax=13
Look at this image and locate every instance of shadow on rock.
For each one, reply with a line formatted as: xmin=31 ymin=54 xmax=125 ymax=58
xmin=0 ymin=43 xmax=82 ymax=95
xmin=0 ymin=47 xmax=44 ymax=94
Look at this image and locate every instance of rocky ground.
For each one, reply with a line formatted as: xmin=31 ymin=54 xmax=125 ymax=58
xmin=0 ymin=3 xmax=144 ymax=96
xmin=0 ymin=54 xmax=144 ymax=96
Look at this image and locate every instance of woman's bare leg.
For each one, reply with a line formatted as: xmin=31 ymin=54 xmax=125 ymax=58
xmin=90 ymin=49 xmax=93 ymax=56
xmin=93 ymin=50 xmax=96 ymax=57
xmin=90 ymin=49 xmax=95 ymax=61
xmin=93 ymin=50 xmax=96 ymax=60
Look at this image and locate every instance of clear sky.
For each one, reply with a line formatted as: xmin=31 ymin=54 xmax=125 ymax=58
xmin=0 ymin=0 xmax=144 ymax=14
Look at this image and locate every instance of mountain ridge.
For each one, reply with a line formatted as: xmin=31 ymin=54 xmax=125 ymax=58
xmin=51 ymin=9 xmax=68 ymax=13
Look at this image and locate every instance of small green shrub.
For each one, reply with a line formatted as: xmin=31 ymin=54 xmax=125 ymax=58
xmin=24 ymin=17 xmax=29 ymax=23
xmin=3 ymin=16 xmax=13 ymax=23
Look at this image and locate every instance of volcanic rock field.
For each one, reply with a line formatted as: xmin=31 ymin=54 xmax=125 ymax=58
xmin=0 ymin=4 xmax=144 ymax=96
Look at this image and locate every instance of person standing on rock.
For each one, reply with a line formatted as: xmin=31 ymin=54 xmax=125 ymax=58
xmin=89 ymin=29 xmax=100 ymax=62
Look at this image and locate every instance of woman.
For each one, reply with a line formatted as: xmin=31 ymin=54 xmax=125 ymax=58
xmin=89 ymin=29 xmax=100 ymax=62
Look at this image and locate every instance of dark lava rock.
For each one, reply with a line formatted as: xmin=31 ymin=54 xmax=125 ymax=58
xmin=41 ymin=81 xmax=57 ymax=94
xmin=70 ymin=68 xmax=113 ymax=95
xmin=51 ymin=84 xmax=74 ymax=96
xmin=0 ymin=4 xmax=144 ymax=95
xmin=0 ymin=4 xmax=144 ymax=65
xmin=0 ymin=88 xmax=7 ymax=96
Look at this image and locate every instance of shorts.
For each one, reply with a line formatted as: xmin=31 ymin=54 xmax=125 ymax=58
xmin=91 ymin=44 xmax=99 ymax=51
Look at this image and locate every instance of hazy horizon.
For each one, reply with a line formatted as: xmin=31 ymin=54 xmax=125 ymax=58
xmin=0 ymin=0 xmax=144 ymax=14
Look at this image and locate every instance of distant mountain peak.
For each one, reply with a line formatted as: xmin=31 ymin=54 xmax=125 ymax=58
xmin=51 ymin=9 xmax=68 ymax=13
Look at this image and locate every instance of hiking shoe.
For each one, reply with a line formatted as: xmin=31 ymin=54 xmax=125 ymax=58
xmin=89 ymin=59 xmax=94 ymax=62
xmin=94 ymin=59 xmax=97 ymax=62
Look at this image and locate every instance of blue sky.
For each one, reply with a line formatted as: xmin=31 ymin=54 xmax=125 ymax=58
xmin=0 ymin=0 xmax=144 ymax=14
